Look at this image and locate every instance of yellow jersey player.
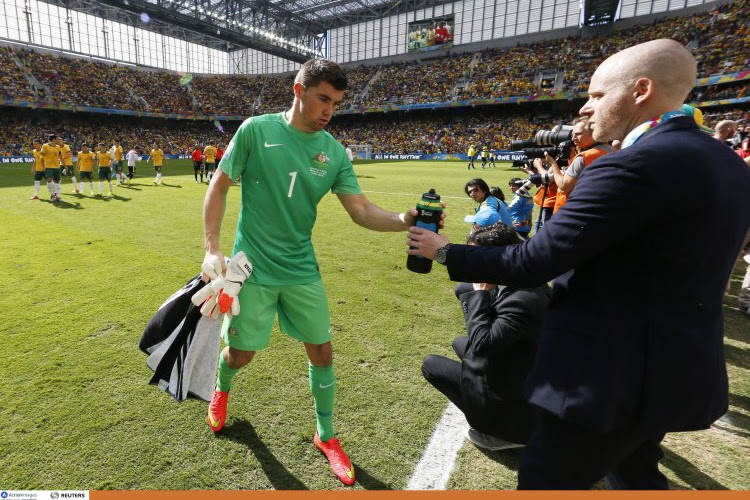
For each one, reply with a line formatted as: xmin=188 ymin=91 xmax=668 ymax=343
xmin=467 ymin=144 xmax=476 ymax=170
xmin=30 ymin=139 xmax=44 ymax=200
xmin=96 ymin=143 xmax=114 ymax=196
xmin=76 ymin=143 xmax=96 ymax=195
xmin=150 ymin=143 xmax=165 ymax=185
xmin=41 ymin=134 xmax=64 ymax=202
xmin=203 ymin=142 xmax=217 ymax=183
xmin=113 ymin=140 xmax=126 ymax=185
xmin=61 ymin=141 xmax=78 ymax=194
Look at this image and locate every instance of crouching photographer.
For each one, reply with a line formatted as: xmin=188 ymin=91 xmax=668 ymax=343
xmin=535 ymin=117 xmax=614 ymax=213
xmin=421 ymin=223 xmax=549 ymax=450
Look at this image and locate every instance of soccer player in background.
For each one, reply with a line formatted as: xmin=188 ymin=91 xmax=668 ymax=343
xmin=109 ymin=143 xmax=117 ymax=181
xmin=113 ymin=140 xmax=125 ymax=185
xmin=203 ymin=141 xmax=217 ymax=183
xmin=200 ymin=58 xmax=432 ymax=487
xmin=467 ymin=144 xmax=476 ymax=169
xmin=191 ymin=144 xmax=204 ymax=183
xmin=30 ymin=139 xmax=44 ymax=200
xmin=77 ymin=143 xmax=96 ymax=195
xmin=96 ymin=142 xmax=114 ymax=196
xmin=126 ymin=147 xmax=139 ymax=181
xmin=41 ymin=134 xmax=63 ymax=202
xmin=150 ymin=143 xmax=165 ymax=185
xmin=61 ymin=140 xmax=78 ymax=194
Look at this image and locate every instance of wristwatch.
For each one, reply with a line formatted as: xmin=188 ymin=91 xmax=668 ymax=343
xmin=435 ymin=244 xmax=451 ymax=265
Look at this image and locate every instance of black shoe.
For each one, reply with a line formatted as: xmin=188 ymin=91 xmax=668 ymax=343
xmin=466 ymin=428 xmax=524 ymax=451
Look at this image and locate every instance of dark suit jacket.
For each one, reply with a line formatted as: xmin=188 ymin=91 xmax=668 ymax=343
xmin=444 ymin=117 xmax=750 ymax=434
xmin=456 ymin=283 xmax=549 ymax=442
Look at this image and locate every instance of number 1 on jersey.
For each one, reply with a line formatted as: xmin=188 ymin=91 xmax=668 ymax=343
xmin=288 ymin=171 xmax=297 ymax=198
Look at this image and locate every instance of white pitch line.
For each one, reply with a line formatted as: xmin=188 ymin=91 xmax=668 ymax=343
xmin=406 ymin=402 xmax=469 ymax=490
xmin=361 ymin=190 xmax=467 ymax=200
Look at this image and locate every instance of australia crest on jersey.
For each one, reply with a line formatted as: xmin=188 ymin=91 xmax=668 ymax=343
xmin=313 ymin=151 xmax=331 ymax=166
xmin=310 ymin=151 xmax=331 ymax=177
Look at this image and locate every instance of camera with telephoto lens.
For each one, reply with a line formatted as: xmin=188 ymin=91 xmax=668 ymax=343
xmin=510 ymin=125 xmax=574 ymax=168
xmin=510 ymin=125 xmax=576 ymax=195
xmin=515 ymin=173 xmax=555 ymax=197
xmin=510 ymin=125 xmax=574 ymax=150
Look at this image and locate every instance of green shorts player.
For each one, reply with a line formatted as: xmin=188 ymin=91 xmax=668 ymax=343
xmin=201 ymin=59 xmax=436 ymax=487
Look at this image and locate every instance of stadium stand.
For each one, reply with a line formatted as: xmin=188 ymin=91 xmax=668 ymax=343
xmin=0 ymin=47 xmax=37 ymax=101
xmin=0 ymin=109 xmax=236 ymax=156
xmin=1 ymin=0 xmax=748 ymax=155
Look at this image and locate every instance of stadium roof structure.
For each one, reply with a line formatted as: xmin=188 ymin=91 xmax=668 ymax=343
xmin=51 ymin=0 xmax=456 ymax=63
xmin=583 ymin=0 xmax=620 ymax=26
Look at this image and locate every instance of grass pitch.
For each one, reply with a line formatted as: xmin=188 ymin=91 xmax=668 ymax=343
xmin=0 ymin=159 xmax=748 ymax=490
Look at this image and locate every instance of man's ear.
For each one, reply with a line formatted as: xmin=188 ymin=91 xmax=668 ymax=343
xmin=292 ymin=82 xmax=304 ymax=99
xmin=633 ymin=77 xmax=653 ymax=105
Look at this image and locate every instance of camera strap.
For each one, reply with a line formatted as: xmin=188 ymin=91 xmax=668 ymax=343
xmin=621 ymin=110 xmax=687 ymax=149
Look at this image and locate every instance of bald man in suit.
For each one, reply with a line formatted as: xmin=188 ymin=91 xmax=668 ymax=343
xmin=407 ymin=39 xmax=750 ymax=489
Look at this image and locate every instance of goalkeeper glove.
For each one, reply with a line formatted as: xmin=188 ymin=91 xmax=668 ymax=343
xmin=191 ymin=251 xmax=252 ymax=319
xmin=216 ymin=251 xmax=253 ymax=318
xmin=191 ymin=275 xmax=225 ymax=319
xmin=191 ymin=252 xmax=225 ymax=317
xmin=201 ymin=252 xmax=224 ymax=280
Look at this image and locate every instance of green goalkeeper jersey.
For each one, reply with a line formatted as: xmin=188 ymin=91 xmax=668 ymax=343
xmin=220 ymin=112 xmax=362 ymax=285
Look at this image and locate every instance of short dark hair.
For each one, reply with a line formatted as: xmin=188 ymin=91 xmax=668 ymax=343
xmin=465 ymin=178 xmax=490 ymax=197
xmin=467 ymin=222 xmax=522 ymax=247
xmin=81 ymin=143 xmax=89 ymax=147
xmin=48 ymin=134 xmax=57 ymax=141
xmin=509 ymin=177 xmax=522 ymax=185
xmin=295 ymin=59 xmax=347 ymax=91
xmin=489 ymin=186 xmax=505 ymax=202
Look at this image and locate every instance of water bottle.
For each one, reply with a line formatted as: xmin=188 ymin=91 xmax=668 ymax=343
xmin=407 ymin=188 xmax=442 ymax=274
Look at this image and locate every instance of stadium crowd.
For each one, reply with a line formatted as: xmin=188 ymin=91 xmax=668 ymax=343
xmin=0 ymin=109 xmax=235 ymax=156
xmin=0 ymin=0 xmax=747 ymax=117
xmin=2 ymin=102 xmax=748 ymax=157
xmin=0 ymin=47 xmax=37 ymax=101
xmin=329 ymin=108 xmax=578 ymax=154
xmin=688 ymin=81 xmax=750 ymax=102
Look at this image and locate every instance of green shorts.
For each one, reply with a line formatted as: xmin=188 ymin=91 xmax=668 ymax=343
xmin=80 ymin=171 xmax=93 ymax=180
xmin=221 ymin=279 xmax=331 ymax=352
xmin=44 ymin=168 xmax=61 ymax=181
xmin=98 ymin=167 xmax=111 ymax=180
xmin=33 ymin=170 xmax=45 ymax=181
xmin=205 ymin=162 xmax=215 ymax=171
xmin=115 ymin=161 xmax=124 ymax=172
xmin=154 ymin=166 xmax=162 ymax=173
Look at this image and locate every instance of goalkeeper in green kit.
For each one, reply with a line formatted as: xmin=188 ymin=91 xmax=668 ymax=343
xmin=199 ymin=59 xmax=440 ymax=486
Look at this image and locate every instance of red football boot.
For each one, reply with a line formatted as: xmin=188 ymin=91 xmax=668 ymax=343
xmin=314 ymin=431 xmax=355 ymax=486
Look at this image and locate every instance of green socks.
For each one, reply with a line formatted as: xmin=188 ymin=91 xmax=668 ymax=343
xmin=215 ymin=352 xmax=335 ymax=441
xmin=309 ymin=363 xmax=335 ymax=441
xmin=216 ymin=347 xmax=239 ymax=392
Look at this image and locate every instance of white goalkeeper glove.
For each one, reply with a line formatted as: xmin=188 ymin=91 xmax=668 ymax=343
xmin=216 ymin=252 xmax=253 ymax=318
xmin=201 ymin=253 xmax=224 ymax=281
xmin=191 ymin=252 xmax=226 ymax=318
xmin=191 ymin=275 xmax=225 ymax=319
xmin=191 ymin=251 xmax=252 ymax=319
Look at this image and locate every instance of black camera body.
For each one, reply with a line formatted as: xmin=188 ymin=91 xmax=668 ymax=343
xmin=510 ymin=125 xmax=574 ymax=168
